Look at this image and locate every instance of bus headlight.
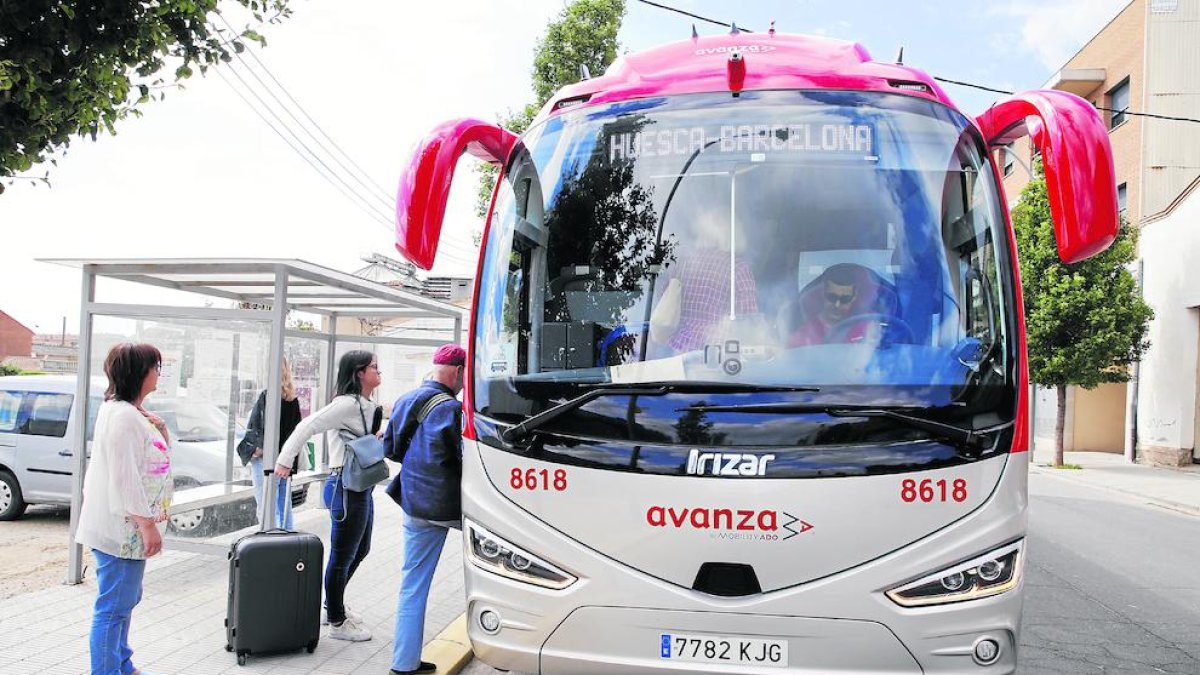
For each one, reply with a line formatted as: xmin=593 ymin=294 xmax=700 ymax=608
xmin=466 ymin=521 xmax=577 ymax=590
xmin=886 ymin=541 xmax=1023 ymax=607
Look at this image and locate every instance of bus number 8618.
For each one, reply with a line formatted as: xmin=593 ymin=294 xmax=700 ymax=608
xmin=901 ymin=478 xmax=967 ymax=503
xmin=510 ymin=467 xmax=568 ymax=492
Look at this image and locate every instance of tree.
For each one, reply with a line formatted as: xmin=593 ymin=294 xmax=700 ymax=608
xmin=1012 ymin=161 xmax=1153 ymax=467
xmin=0 ymin=363 xmax=21 ymax=377
xmin=1 ymin=1 xmax=291 ymax=192
xmin=474 ymin=0 xmax=626 ymax=219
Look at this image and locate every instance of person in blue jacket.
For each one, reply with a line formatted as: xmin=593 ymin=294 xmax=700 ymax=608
xmin=384 ymin=344 xmax=465 ymax=675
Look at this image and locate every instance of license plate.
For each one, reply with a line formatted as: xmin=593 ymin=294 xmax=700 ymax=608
xmin=660 ymin=632 xmax=788 ymax=667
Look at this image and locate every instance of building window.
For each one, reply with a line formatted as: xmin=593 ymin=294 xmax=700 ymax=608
xmin=1117 ymin=182 xmax=1128 ymax=219
xmin=1109 ymin=78 xmax=1130 ymax=129
xmin=1002 ymin=143 xmax=1014 ymax=177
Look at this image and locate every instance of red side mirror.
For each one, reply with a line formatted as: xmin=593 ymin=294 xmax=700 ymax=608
xmin=976 ymin=90 xmax=1118 ymax=263
xmin=395 ymin=119 xmax=519 ymax=270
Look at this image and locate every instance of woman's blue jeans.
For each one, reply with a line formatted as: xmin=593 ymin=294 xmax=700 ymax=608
xmin=90 ymin=549 xmax=146 ymax=675
xmin=322 ymin=474 xmax=373 ymax=624
xmin=250 ymin=456 xmax=294 ymax=530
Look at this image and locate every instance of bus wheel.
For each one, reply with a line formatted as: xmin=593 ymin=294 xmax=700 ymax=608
xmin=0 ymin=470 xmax=28 ymax=521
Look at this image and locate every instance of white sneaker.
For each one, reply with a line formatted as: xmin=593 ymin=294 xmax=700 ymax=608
xmin=328 ymin=617 xmax=372 ymax=642
xmin=322 ymin=605 xmax=363 ymax=625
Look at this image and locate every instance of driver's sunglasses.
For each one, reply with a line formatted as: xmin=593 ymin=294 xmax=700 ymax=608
xmin=825 ymin=291 xmax=856 ymax=306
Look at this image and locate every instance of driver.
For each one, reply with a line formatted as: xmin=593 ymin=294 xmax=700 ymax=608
xmin=788 ymin=263 xmax=882 ymax=346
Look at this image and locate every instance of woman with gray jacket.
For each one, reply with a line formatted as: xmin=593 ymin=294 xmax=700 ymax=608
xmin=274 ymin=350 xmax=382 ymax=642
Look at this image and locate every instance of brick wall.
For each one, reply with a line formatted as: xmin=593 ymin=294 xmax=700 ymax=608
xmin=0 ymin=311 xmax=34 ymax=362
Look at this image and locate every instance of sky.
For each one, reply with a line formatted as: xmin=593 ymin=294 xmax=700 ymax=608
xmin=0 ymin=0 xmax=1130 ymax=334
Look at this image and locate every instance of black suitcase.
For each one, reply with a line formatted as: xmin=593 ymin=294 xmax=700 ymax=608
xmin=225 ymin=529 xmax=323 ymax=665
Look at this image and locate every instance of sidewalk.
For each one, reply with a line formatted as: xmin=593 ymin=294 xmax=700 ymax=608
xmin=0 ymin=486 xmax=469 ymax=675
xmin=1030 ymin=446 xmax=1200 ymax=516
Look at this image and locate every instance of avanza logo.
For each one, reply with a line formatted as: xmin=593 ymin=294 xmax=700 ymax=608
xmin=694 ymin=45 xmax=777 ymax=56
xmin=646 ymin=506 xmax=814 ymax=541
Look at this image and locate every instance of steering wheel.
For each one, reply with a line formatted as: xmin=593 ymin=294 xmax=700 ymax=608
xmin=828 ymin=313 xmax=915 ymax=345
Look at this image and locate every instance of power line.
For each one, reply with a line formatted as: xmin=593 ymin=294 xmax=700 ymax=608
xmin=211 ymin=65 xmax=396 ymax=231
xmin=211 ymin=18 xmax=483 ymax=266
xmin=634 ymin=0 xmax=750 ymax=32
xmin=214 ymin=57 xmax=393 ymax=226
xmin=634 ymin=0 xmax=1200 ymax=126
xmin=935 ymin=77 xmax=1200 ymax=124
xmin=212 ymin=45 xmax=479 ymax=265
xmin=214 ymin=14 xmax=397 ymax=212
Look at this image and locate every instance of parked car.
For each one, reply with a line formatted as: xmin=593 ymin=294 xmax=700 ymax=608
xmin=0 ymin=375 xmax=307 ymax=535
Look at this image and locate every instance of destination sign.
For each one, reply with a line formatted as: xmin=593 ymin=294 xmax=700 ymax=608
xmin=609 ymin=123 xmax=874 ymax=162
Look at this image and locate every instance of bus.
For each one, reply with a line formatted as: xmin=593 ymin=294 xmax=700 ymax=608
xmin=394 ymin=29 xmax=1118 ymax=675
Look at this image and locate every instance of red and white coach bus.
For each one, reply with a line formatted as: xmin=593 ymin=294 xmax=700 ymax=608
xmin=394 ymin=27 xmax=1118 ymax=675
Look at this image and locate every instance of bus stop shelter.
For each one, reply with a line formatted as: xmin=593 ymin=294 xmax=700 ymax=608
xmin=42 ymin=258 xmax=466 ymax=584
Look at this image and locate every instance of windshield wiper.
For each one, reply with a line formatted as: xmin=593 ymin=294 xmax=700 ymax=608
xmin=501 ymin=382 xmax=818 ymax=444
xmin=676 ymin=402 xmax=1012 ymax=454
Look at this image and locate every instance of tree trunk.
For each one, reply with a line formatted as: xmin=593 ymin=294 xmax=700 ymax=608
xmin=1054 ymin=384 xmax=1067 ymax=467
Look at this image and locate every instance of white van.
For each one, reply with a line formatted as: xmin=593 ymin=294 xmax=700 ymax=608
xmin=0 ymin=375 xmax=306 ymax=534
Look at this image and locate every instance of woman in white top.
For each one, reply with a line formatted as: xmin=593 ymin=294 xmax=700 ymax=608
xmin=274 ymin=350 xmax=382 ymax=642
xmin=76 ymin=343 xmax=173 ymax=675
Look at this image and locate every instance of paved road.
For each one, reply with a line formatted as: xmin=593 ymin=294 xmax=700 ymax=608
xmin=464 ymin=471 xmax=1200 ymax=674
xmin=1020 ymin=471 xmax=1200 ymax=673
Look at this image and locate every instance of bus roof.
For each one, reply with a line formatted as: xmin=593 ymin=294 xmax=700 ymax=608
xmin=542 ymin=32 xmax=956 ymax=118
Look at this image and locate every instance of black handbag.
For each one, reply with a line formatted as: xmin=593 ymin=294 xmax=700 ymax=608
xmin=237 ymin=391 xmax=266 ymax=466
xmin=236 ymin=428 xmax=262 ymax=466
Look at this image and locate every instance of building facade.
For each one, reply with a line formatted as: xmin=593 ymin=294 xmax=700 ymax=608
xmin=0 ymin=310 xmax=34 ymax=365
xmin=1000 ymin=0 xmax=1200 ymax=465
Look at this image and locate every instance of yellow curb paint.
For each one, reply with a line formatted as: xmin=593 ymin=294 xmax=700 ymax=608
xmin=422 ymin=613 xmax=473 ymax=674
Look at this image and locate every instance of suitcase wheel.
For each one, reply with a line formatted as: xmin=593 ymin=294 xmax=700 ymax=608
xmin=237 ymin=653 xmax=247 ymax=666
xmin=306 ymin=641 xmax=317 ymax=653
xmin=225 ymin=644 xmax=232 ymax=652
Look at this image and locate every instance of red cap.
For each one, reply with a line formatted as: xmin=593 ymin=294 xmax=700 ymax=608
xmin=432 ymin=344 xmax=466 ymax=366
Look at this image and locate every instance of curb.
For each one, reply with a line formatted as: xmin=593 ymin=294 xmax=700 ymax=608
xmin=1029 ymin=464 xmax=1200 ymax=517
xmin=424 ymin=613 xmax=474 ymax=674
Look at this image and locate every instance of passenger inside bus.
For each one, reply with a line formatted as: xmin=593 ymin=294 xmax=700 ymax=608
xmin=646 ymin=205 xmax=758 ymax=354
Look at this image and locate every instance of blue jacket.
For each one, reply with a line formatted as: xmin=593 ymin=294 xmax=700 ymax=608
xmin=383 ymin=381 xmax=462 ymax=521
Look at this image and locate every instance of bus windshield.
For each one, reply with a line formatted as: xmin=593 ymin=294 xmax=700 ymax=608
xmin=475 ymin=90 xmax=1016 ymax=453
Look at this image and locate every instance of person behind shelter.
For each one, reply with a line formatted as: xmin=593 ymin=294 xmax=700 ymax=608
xmin=243 ymin=357 xmax=303 ymax=530
xmin=383 ymin=344 xmax=466 ymax=675
xmin=788 ymin=262 xmax=883 ymax=346
xmin=76 ymin=342 xmax=172 ymax=675
xmin=274 ymin=350 xmax=382 ymax=642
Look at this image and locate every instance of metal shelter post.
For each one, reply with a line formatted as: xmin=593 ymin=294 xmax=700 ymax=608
xmin=324 ymin=313 xmax=338 ymax=470
xmin=454 ymin=315 xmax=463 ymax=345
xmin=260 ymin=267 xmax=288 ymax=530
xmin=67 ymin=265 xmax=95 ymax=584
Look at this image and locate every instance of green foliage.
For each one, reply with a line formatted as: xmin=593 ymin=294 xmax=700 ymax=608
xmin=530 ymin=0 xmax=626 ymax=105
xmin=1012 ymin=162 xmax=1153 ymax=390
xmin=0 ymin=1 xmax=292 ymax=191
xmin=475 ymin=0 xmax=626 ymax=218
xmin=0 ymin=363 xmax=21 ymax=377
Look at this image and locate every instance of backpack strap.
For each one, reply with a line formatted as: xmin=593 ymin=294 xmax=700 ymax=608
xmin=386 ymin=392 xmax=455 ymax=463
xmin=417 ymin=393 xmax=454 ymax=424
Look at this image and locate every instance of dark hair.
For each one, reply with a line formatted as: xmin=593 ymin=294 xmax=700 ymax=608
xmin=335 ymin=350 xmax=376 ymax=397
xmin=104 ymin=342 xmax=162 ymax=402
